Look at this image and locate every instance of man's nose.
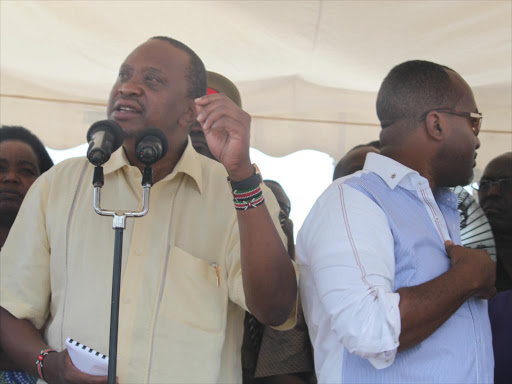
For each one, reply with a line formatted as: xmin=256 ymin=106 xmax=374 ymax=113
xmin=1 ymin=170 xmax=21 ymax=183
xmin=475 ymin=136 xmax=481 ymax=150
xmin=119 ymin=79 xmax=143 ymax=97
xmin=486 ymin=182 xmax=502 ymax=196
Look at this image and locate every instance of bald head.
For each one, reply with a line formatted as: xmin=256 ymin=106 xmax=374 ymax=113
xmin=333 ymin=145 xmax=380 ymax=180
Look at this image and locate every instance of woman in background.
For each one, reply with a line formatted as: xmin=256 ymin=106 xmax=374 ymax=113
xmin=0 ymin=126 xmax=54 ymax=384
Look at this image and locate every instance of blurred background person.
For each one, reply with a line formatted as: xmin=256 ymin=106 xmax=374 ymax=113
xmin=264 ymin=180 xmax=294 ymax=259
xmin=190 ymin=71 xmax=242 ymax=161
xmin=478 ymin=152 xmax=512 ymax=384
xmin=0 ymin=126 xmax=53 ymax=383
xmin=332 ymin=141 xmax=380 ymax=180
xmin=478 ymin=152 xmax=512 ymax=291
xmin=0 ymin=126 xmax=54 ymax=248
xmin=243 ymin=180 xmax=315 ymax=384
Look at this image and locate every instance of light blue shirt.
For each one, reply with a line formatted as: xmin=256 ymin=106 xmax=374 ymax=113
xmin=297 ymin=153 xmax=494 ymax=383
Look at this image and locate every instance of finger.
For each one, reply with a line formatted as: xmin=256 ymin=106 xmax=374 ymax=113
xmin=200 ymin=105 xmax=233 ymax=130
xmin=195 ymin=103 xmax=204 ymax=115
xmin=206 ymin=116 xmax=249 ymax=143
xmin=444 ymin=240 xmax=455 ymax=255
xmin=202 ymin=107 xmax=250 ymax=133
xmin=197 ymin=103 xmax=247 ymax=129
xmin=196 ymin=98 xmax=247 ymax=125
xmin=195 ymin=93 xmax=231 ymax=106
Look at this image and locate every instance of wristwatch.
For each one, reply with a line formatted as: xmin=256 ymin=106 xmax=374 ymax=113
xmin=227 ymin=163 xmax=262 ymax=192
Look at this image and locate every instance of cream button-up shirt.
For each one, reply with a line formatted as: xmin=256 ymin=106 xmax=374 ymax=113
xmin=0 ymin=140 xmax=288 ymax=383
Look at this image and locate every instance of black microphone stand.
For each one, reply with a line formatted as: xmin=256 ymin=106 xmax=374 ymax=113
xmin=92 ymin=165 xmax=153 ymax=384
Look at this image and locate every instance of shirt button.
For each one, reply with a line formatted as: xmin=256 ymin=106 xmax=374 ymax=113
xmin=123 ymin=297 xmax=131 ymax=304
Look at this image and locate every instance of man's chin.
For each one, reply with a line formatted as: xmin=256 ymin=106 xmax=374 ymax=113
xmin=467 ymin=170 xmax=474 ymax=184
xmin=455 ymin=170 xmax=474 ymax=188
xmin=108 ymin=116 xmax=143 ymax=137
xmin=119 ymin=125 xmax=144 ymax=140
xmin=0 ymin=206 xmax=19 ymax=225
xmin=485 ymin=215 xmax=510 ymax=235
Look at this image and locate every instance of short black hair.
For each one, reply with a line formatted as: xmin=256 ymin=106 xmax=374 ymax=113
xmin=0 ymin=126 xmax=54 ymax=173
xmin=151 ymin=36 xmax=207 ymax=100
xmin=376 ymin=60 xmax=459 ymax=128
xmin=347 ymin=140 xmax=381 ymax=154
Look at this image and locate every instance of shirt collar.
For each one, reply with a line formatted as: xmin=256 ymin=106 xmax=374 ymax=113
xmin=363 ymin=153 xmax=457 ymax=206
xmin=363 ymin=152 xmax=430 ymax=191
xmin=103 ymin=138 xmax=204 ymax=194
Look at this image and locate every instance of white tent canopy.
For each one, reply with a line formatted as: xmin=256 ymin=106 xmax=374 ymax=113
xmin=1 ymin=0 xmax=511 ymax=171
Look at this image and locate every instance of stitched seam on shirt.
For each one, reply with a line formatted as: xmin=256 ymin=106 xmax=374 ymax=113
xmin=338 ymin=185 xmax=377 ymax=298
xmin=146 ymin=173 xmax=185 ymax=382
xmin=61 ymin=160 xmax=88 ymax=349
xmin=466 ymin=301 xmax=480 ymax=381
xmin=420 ymin=189 xmax=446 ymax=242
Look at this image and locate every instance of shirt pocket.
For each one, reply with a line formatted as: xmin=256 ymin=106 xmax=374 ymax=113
xmin=158 ymin=245 xmax=228 ymax=334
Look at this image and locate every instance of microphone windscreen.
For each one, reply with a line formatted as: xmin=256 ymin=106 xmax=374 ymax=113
xmin=135 ymin=128 xmax=168 ymax=165
xmin=86 ymin=120 xmax=124 ymax=152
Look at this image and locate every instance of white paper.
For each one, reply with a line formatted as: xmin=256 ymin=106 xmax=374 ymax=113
xmin=66 ymin=338 xmax=108 ymax=376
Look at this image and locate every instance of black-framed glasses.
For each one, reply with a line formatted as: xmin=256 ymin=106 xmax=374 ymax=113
xmin=420 ymin=109 xmax=482 ymax=136
xmin=474 ymin=178 xmax=512 ymax=192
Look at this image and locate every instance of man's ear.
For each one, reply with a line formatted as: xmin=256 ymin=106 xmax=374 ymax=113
xmin=179 ymin=100 xmax=198 ymax=128
xmin=425 ymin=111 xmax=444 ymax=142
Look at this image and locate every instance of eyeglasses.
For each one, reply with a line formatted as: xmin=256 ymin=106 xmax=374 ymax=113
xmin=279 ymin=209 xmax=288 ymax=226
xmin=474 ymin=178 xmax=512 ymax=192
xmin=420 ymin=109 xmax=483 ymax=136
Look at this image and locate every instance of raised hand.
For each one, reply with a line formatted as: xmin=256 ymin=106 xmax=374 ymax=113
xmin=195 ymin=94 xmax=253 ymax=181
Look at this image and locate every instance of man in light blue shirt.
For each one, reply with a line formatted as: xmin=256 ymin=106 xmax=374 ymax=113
xmin=297 ymin=60 xmax=495 ymax=383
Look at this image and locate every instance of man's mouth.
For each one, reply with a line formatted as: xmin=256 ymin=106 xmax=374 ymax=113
xmin=0 ymin=190 xmax=24 ymax=200
xmin=482 ymin=202 xmax=502 ymax=216
xmin=116 ymin=106 xmax=139 ymax=113
xmin=110 ymin=100 xmax=143 ymax=119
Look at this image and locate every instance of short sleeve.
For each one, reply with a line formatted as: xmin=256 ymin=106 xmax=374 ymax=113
xmin=0 ymin=173 xmax=52 ymax=330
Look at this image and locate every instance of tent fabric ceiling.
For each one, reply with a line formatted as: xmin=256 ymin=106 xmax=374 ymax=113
xmin=1 ymin=1 xmax=511 ymax=168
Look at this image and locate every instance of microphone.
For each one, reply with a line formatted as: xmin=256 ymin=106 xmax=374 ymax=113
xmin=86 ymin=120 xmax=124 ymax=166
xmin=135 ymin=128 xmax=168 ymax=166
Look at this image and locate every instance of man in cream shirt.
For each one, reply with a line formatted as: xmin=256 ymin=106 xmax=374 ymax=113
xmin=0 ymin=36 xmax=296 ymax=383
